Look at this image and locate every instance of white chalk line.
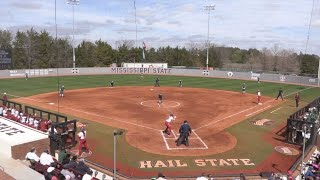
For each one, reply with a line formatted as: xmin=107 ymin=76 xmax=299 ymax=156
xmin=245 ymin=105 xmax=271 ymax=117
xmin=140 ymin=100 xmax=180 ymax=108
xmin=160 ymin=130 xmax=170 ymax=150
xmin=193 ymin=130 xmax=208 ymax=149
xmin=171 ymin=130 xmax=177 ymax=139
xmin=4 ymin=92 xmax=161 ymax=131
xmin=270 ymin=107 xmax=283 ymax=114
xmin=194 ymin=86 xmax=315 ymax=131
xmin=163 ymin=130 xmax=208 ymax=150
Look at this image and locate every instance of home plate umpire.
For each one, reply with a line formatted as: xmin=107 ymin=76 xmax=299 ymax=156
xmin=176 ymin=120 xmax=192 ymax=146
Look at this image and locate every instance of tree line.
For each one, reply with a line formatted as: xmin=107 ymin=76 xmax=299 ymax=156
xmin=0 ymin=29 xmax=319 ymax=76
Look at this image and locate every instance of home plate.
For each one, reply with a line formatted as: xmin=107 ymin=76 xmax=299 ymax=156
xmin=48 ymin=103 xmax=55 ymax=105
xmin=150 ymin=89 xmax=154 ymax=91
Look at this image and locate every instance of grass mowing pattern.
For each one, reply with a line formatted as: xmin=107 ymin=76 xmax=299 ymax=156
xmin=0 ymin=75 xmax=319 ymax=172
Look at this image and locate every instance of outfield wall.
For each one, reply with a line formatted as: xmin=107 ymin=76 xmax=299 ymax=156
xmin=0 ymin=67 xmax=319 ymax=86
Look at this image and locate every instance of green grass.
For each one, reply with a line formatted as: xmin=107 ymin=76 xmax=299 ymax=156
xmin=1 ymin=75 xmax=319 ymax=173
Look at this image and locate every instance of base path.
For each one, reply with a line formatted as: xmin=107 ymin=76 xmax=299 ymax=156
xmin=14 ymin=86 xmax=281 ymax=156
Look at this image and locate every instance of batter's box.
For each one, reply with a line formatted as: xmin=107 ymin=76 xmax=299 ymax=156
xmin=160 ymin=130 xmax=208 ymax=150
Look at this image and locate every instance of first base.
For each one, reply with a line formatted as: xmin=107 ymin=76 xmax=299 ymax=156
xmin=150 ymin=89 xmax=154 ymax=91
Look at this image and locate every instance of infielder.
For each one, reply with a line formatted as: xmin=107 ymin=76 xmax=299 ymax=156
xmin=158 ymin=94 xmax=163 ymax=105
xmin=59 ymin=86 xmax=65 ymax=97
xmin=78 ymin=127 xmax=90 ymax=156
xmin=276 ymin=88 xmax=284 ymax=101
xmin=155 ymin=78 xmax=160 ymax=87
xmin=257 ymin=90 xmax=262 ymax=105
xmin=163 ymin=113 xmax=176 ymax=136
xmin=110 ymin=81 xmax=114 ymax=87
xmin=176 ymin=120 xmax=192 ymax=146
xmin=178 ymin=80 xmax=182 ymax=87
xmin=242 ymin=83 xmax=246 ymax=94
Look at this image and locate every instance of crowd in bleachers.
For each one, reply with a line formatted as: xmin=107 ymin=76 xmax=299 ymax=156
xmin=301 ymin=149 xmax=320 ymax=179
xmin=0 ymin=104 xmax=51 ymax=132
xmin=25 ymin=147 xmax=99 ymax=180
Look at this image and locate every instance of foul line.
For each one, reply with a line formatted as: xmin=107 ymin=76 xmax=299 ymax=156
xmin=192 ymin=130 xmax=208 ymax=149
xmin=3 ymin=92 xmax=161 ymax=131
xmin=194 ymin=86 xmax=315 ymax=131
xmin=160 ymin=130 xmax=170 ymax=150
xmin=270 ymin=107 xmax=283 ymax=114
xmin=161 ymin=130 xmax=208 ymax=150
xmin=245 ymin=105 xmax=271 ymax=117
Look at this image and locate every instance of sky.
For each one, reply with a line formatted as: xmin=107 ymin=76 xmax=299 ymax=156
xmin=1 ymin=0 xmax=320 ymax=54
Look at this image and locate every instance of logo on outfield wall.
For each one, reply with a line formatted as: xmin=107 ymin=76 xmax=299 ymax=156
xmin=280 ymin=75 xmax=286 ymax=82
xmin=251 ymin=72 xmax=260 ymax=80
xmin=309 ymin=79 xmax=316 ymax=83
xmin=274 ymin=146 xmax=299 ymax=156
xmin=250 ymin=119 xmax=274 ymax=126
xmin=227 ymin=72 xmax=233 ymax=77
xmin=111 ymin=67 xmax=172 ymax=74
xmin=203 ymin=70 xmax=209 ymax=76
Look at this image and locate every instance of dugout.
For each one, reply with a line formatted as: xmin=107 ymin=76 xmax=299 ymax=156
xmin=24 ymin=106 xmax=67 ymax=122
xmin=49 ymin=119 xmax=78 ymax=156
xmin=0 ymin=99 xmax=22 ymax=110
xmin=286 ymin=96 xmax=320 ymax=147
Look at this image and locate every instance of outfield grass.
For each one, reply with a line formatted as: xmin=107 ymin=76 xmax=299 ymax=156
xmin=1 ymin=75 xmax=319 ymax=173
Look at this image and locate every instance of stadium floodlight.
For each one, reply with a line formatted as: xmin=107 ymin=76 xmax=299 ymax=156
xmin=204 ymin=5 xmax=215 ymax=70
xmin=66 ymin=0 xmax=80 ymax=69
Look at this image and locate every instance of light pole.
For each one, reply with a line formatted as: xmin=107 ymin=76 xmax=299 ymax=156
xmin=134 ymin=0 xmax=137 ymax=66
xmin=66 ymin=0 xmax=80 ymax=69
xmin=113 ymin=129 xmax=124 ymax=180
xmin=300 ymin=125 xmax=308 ymax=177
xmin=204 ymin=5 xmax=215 ymax=71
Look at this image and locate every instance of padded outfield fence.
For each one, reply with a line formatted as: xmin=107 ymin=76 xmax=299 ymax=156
xmin=0 ymin=67 xmax=319 ymax=87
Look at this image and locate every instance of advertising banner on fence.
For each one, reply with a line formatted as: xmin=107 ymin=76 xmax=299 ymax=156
xmin=111 ymin=67 xmax=172 ymax=74
xmin=251 ymin=72 xmax=260 ymax=80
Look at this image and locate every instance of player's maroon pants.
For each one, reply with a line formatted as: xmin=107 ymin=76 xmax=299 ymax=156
xmin=78 ymin=139 xmax=89 ymax=155
xmin=257 ymin=96 xmax=261 ymax=104
xmin=164 ymin=122 xmax=171 ymax=135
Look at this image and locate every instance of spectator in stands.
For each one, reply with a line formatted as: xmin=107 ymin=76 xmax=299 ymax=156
xmin=82 ymin=170 xmax=94 ymax=180
xmin=63 ymin=156 xmax=78 ymax=170
xmin=75 ymin=159 xmax=91 ymax=175
xmin=40 ymin=150 xmax=55 ymax=166
xmin=44 ymin=167 xmax=58 ymax=180
xmin=0 ymin=106 xmax=3 ymax=116
xmin=196 ymin=173 xmax=208 ymax=180
xmin=25 ymin=147 xmax=40 ymax=162
xmin=60 ymin=168 xmax=75 ymax=180
xmin=57 ymin=173 xmax=66 ymax=180
xmin=156 ymin=172 xmax=166 ymax=180
xmin=207 ymin=174 xmax=214 ymax=180
xmin=62 ymin=153 xmax=71 ymax=165
xmin=239 ymin=173 xmax=246 ymax=180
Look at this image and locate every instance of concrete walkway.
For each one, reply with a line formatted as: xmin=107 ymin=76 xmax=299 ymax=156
xmin=0 ymin=153 xmax=45 ymax=180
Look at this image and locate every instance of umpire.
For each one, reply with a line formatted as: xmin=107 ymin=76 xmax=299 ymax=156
xmin=176 ymin=120 xmax=192 ymax=147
